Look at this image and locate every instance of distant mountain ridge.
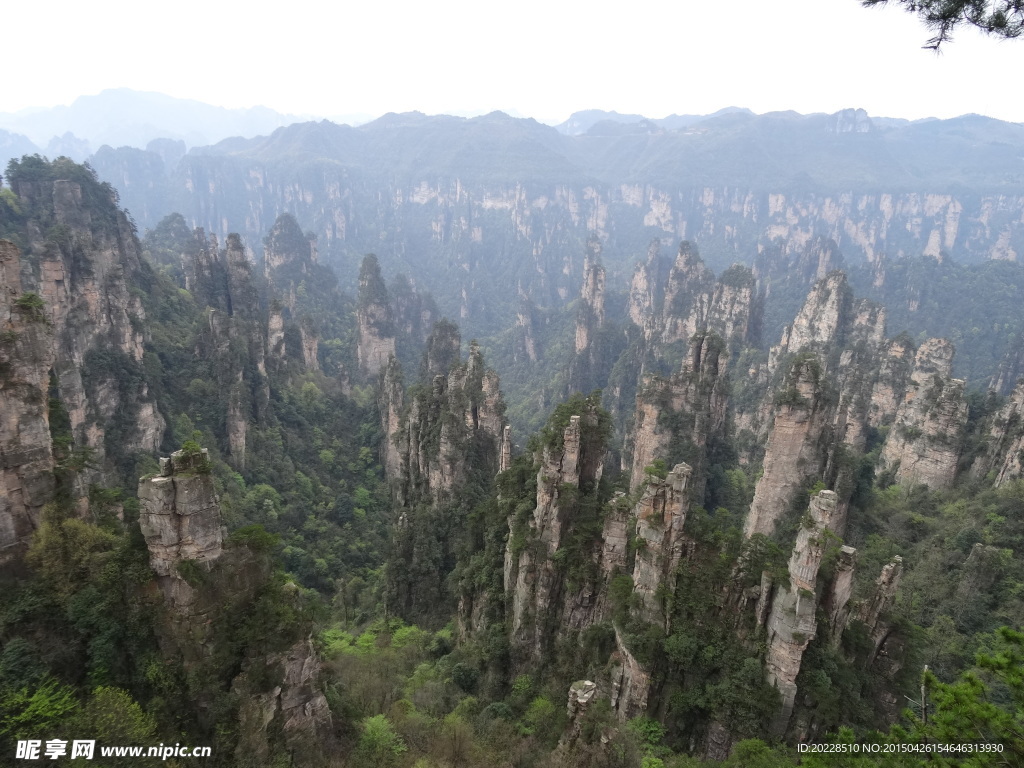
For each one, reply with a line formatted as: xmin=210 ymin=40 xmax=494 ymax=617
xmin=0 ymin=88 xmax=316 ymax=159
xmin=554 ymin=106 xmax=756 ymax=135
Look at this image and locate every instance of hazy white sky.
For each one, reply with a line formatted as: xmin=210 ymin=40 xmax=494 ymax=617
xmin=5 ymin=0 xmax=1023 ymax=123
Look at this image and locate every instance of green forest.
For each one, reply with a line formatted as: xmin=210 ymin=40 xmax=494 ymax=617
xmin=3 ymin=154 xmax=1024 ymax=768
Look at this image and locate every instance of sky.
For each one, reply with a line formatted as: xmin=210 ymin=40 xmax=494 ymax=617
xmin=4 ymin=0 xmax=1023 ymax=124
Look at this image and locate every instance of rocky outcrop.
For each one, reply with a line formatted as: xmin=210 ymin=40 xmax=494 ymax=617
xmin=823 ymin=545 xmax=858 ymax=645
xmin=972 ymin=379 xmax=1024 ymax=486
xmin=609 ymin=629 xmax=651 ymax=722
xmin=138 ymin=448 xmax=223 ymax=583
xmin=515 ymin=295 xmax=540 ymax=363
xmin=390 ymin=273 xmax=438 ymax=354
xmin=660 ymin=241 xmax=715 ymax=345
xmin=628 ymin=258 xmax=655 ymax=329
xmin=0 ymin=240 xmax=56 ymax=559
xmin=420 ymin=319 xmax=461 ymax=380
xmin=560 ymin=680 xmax=600 ymax=750
xmin=744 ymin=355 xmax=829 ymax=538
xmin=506 ymin=404 xmax=606 ymax=663
xmin=574 ymin=238 xmax=605 ymax=354
xmin=267 ymin=301 xmax=285 ymax=359
xmin=644 ymin=242 xmax=757 ymax=354
xmin=858 ymin=556 xmax=903 ymax=664
xmin=764 ymin=490 xmax=840 ymax=736
xmin=385 ymin=334 xmax=507 ymax=621
xmin=263 ymin=213 xmax=317 ymax=279
xmin=298 ymin=318 xmax=319 ymax=371
xmin=628 ymin=333 xmax=729 ymax=495
xmin=879 ymin=339 xmax=967 ymax=489
xmin=631 ymin=463 xmax=692 ymax=625
xmin=189 ymin=231 xmax=271 ymax=465
xmin=499 ymin=425 xmax=512 ymax=473
xmin=866 ymin=336 xmax=916 ymax=430
xmin=139 ymin=448 xmax=330 ymax=763
xmin=767 ymin=271 xmax=851 ymax=375
xmin=508 ymin=414 xmax=585 ymax=655
xmin=378 ymin=356 xmax=405 ymax=481
xmin=356 ymin=255 xmax=397 ymax=377
xmin=388 ymin=340 xmax=505 ymax=504
xmin=234 ymin=639 xmax=332 ymax=765
xmin=14 ymin=170 xmax=165 ymax=481
xmin=0 ymin=163 xmax=169 ymax=527
xmin=567 ymin=238 xmax=610 ymax=394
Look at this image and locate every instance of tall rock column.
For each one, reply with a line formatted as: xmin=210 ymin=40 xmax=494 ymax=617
xmin=628 ymin=333 xmax=728 ymax=496
xmin=744 ymin=355 xmax=829 ymax=539
xmin=971 ymin=379 xmax=1024 ymax=486
xmin=0 ymin=240 xmax=56 ymax=559
xmin=631 ymin=463 xmax=692 ymax=625
xmin=138 ymin=448 xmax=224 ymax=611
xmin=879 ymin=338 xmax=967 ymax=489
xmin=764 ymin=490 xmax=840 ymax=736
xmin=505 ymin=404 xmax=607 ymax=664
xmin=660 ymin=241 xmax=715 ymax=346
xmin=356 ymin=255 xmax=397 ymax=377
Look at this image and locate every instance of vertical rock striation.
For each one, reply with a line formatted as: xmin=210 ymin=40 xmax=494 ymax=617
xmin=764 ymin=490 xmax=840 ymax=735
xmin=631 ymin=464 xmax=692 ymax=625
xmin=972 ymin=379 xmax=1024 ymax=486
xmin=383 ymin=330 xmax=507 ymax=621
xmin=628 ymin=333 xmax=729 ymax=496
xmin=356 ymin=254 xmax=397 ymax=377
xmin=0 ymin=240 xmax=56 ymax=559
xmin=138 ymin=448 xmax=223 ymax=599
xmin=745 ymin=355 xmax=829 ymax=539
xmin=879 ymin=338 xmax=967 ymax=489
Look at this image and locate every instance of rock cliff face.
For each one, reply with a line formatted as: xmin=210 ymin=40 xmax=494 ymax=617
xmin=234 ymin=639 xmax=332 ymax=765
xmin=384 ymin=334 xmax=507 ymax=621
xmin=515 ymin=295 xmax=540 ymax=363
xmin=631 ymin=464 xmax=692 ymax=625
xmin=742 ymin=269 xmax=924 ymax=535
xmin=378 ymin=356 xmax=405 ymax=481
xmin=508 ymin=414 xmax=588 ymax=660
xmin=356 ymin=255 xmax=397 ymax=377
xmin=823 ymin=545 xmax=858 ymax=646
xmin=138 ymin=448 xmax=224 ymax=604
xmin=764 ymin=490 xmax=840 ymax=735
xmin=188 ymin=231 xmax=271 ymax=466
xmin=1 ymin=164 xmax=166 ymax=543
xmin=767 ymin=271 xmax=851 ymax=375
xmin=972 ymin=379 xmax=1024 ymax=486
xmin=879 ymin=338 xmax=967 ymax=489
xmin=659 ymin=242 xmax=716 ymax=346
xmin=628 ymin=334 xmax=729 ymax=496
xmin=744 ymin=356 xmax=829 ymax=538
xmin=0 ymin=240 xmax=56 ymax=559
xmin=858 ymin=556 xmax=904 ymax=665
xmin=263 ymin=213 xmax=317 ymax=282
xmin=267 ymin=301 xmax=285 ymax=360
xmin=505 ymin=405 xmax=608 ymax=664
xmin=138 ymin=449 xmax=330 ymax=761
xmin=387 ymin=339 xmax=505 ymax=505
xmin=18 ymin=174 xmax=166 ymax=475
xmin=609 ymin=629 xmax=652 ymax=722
xmin=574 ymin=238 xmax=606 ymax=354
xmin=622 ymin=241 xmax=756 ymax=356
xmin=100 ymin=121 xmax=1024 ymax=332
xmin=567 ymin=238 xmax=611 ymax=395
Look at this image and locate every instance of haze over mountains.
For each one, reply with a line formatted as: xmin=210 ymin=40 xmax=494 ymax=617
xmin=0 ymin=89 xmax=370 ymax=160
xmin=7 ymin=75 xmax=1024 ymax=762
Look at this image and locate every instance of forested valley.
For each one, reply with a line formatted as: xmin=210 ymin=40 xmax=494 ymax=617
xmin=3 ymin=108 xmax=1024 ymax=767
